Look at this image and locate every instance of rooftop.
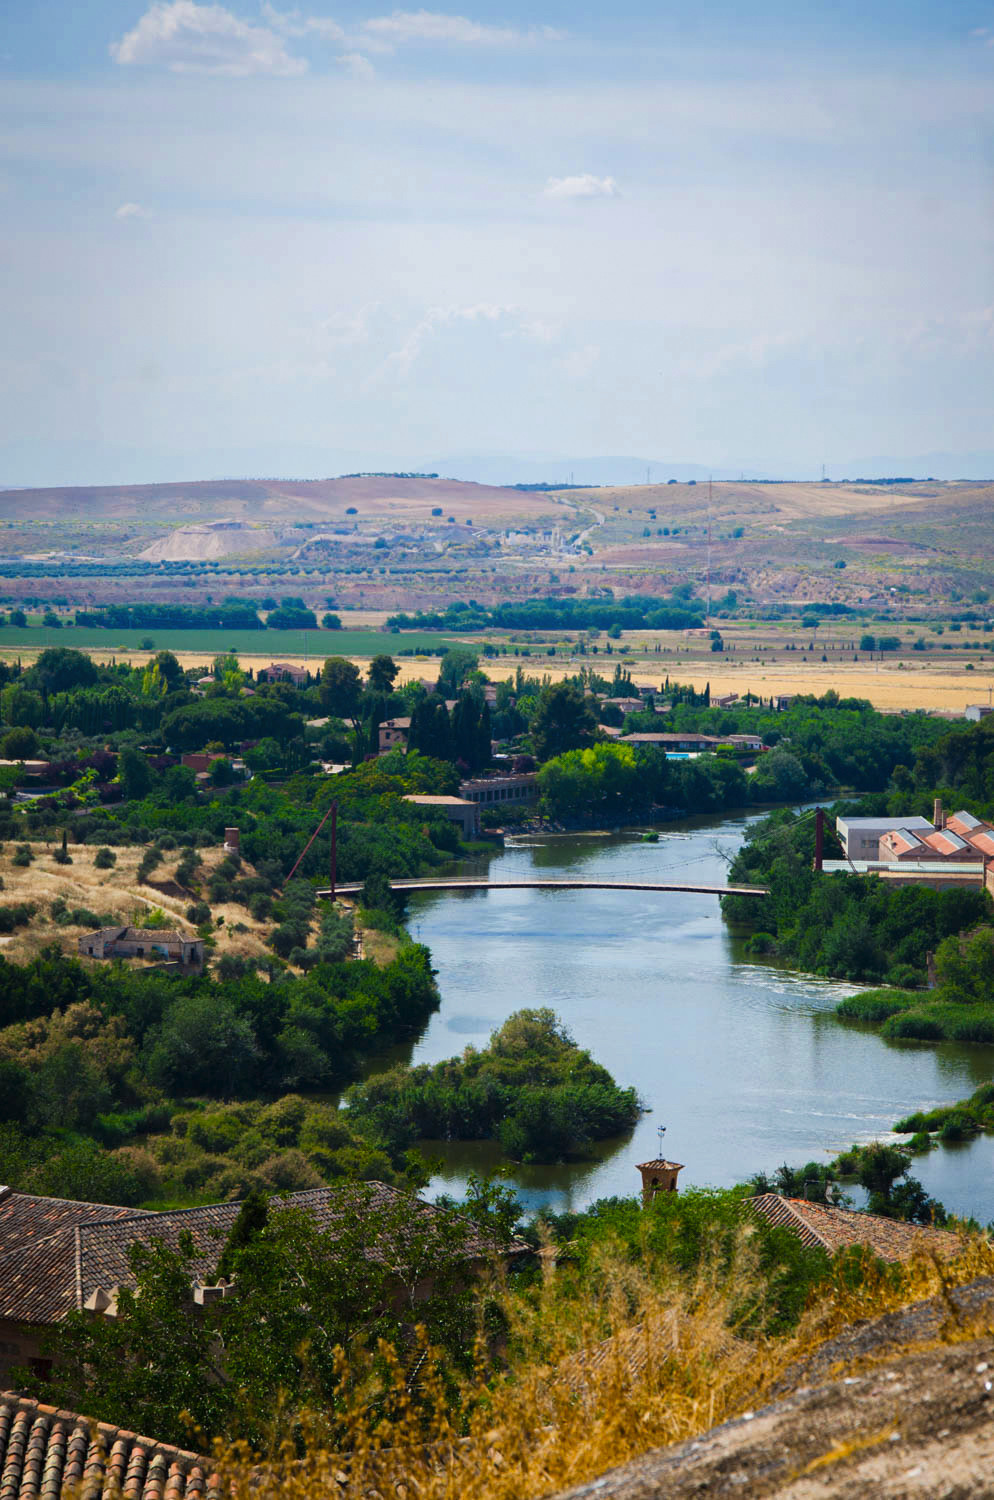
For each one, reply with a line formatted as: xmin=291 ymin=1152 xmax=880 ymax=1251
xmin=403 ymin=794 xmax=475 ymax=807
xmin=0 ymin=1184 xmax=508 ymax=1328
xmin=750 ymin=1194 xmax=964 ymax=1262
xmin=837 ymin=815 xmax=933 ymax=830
xmin=821 ymin=860 xmax=984 ymax=877
xmin=0 ymin=1393 xmax=212 ymax=1500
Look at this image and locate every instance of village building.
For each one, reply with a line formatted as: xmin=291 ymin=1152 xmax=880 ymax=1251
xmin=77 ymin=928 xmax=205 ymax=967
xmin=458 ymin=771 xmax=538 ymax=811
xmin=830 ymin=803 xmax=994 ymax=893
xmin=0 ymin=759 xmax=51 ymax=779
xmin=835 ymin=813 xmax=934 ymax=861
xmin=601 ymin=697 xmax=645 ymax=715
xmin=619 ymin=732 xmax=722 ymax=754
xmin=402 ymin=793 xmax=479 ymax=837
xmin=0 ymin=1183 xmax=522 ymax=1386
xmin=965 ymin=704 xmax=994 ymax=722
xmin=378 ymin=716 xmax=411 ymax=753
xmin=259 ymin=662 xmax=308 ymax=687
xmin=749 ymin=1194 xmax=964 ymax=1262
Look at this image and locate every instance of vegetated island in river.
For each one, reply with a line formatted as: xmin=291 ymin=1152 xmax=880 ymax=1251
xmin=345 ymin=1007 xmax=642 ymax=1164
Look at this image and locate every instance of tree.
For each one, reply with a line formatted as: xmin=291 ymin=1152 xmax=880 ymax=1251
xmin=749 ymin=748 xmax=810 ymax=803
xmin=859 ymin=633 xmax=876 ymax=653
xmin=208 ymin=756 xmax=235 ymax=786
xmin=436 ymin=647 xmax=479 ymax=696
xmin=152 ymin=651 xmax=183 ymax=688
xmin=0 ymin=685 xmax=43 ymax=729
xmin=26 ymin=646 xmax=98 ymax=695
xmin=0 ymin=725 xmax=39 ymax=760
xmin=367 ymin=654 xmax=399 ymax=693
xmin=530 ymin=682 xmax=599 ymax=761
xmin=41 ymin=1189 xmax=490 ymax=1450
xmin=408 ymin=698 xmax=452 ymax=760
xmin=146 ymin=995 xmax=259 ymax=1098
xmin=118 ymin=747 xmax=154 ymax=801
xmin=320 ymin=658 xmax=363 ymax=722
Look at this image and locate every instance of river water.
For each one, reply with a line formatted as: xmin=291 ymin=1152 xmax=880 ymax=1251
xmin=375 ymin=810 xmax=994 ymax=1223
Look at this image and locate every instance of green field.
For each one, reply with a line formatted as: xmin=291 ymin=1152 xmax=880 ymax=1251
xmin=0 ymin=625 xmax=458 ymax=658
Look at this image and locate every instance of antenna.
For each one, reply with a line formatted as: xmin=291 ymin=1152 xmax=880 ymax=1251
xmin=646 ymin=465 xmax=651 ymax=485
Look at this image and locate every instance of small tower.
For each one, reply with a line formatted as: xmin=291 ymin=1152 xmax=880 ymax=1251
xmin=637 ymin=1126 xmax=683 ymax=1206
xmin=637 ymin=1158 xmax=684 ymax=1206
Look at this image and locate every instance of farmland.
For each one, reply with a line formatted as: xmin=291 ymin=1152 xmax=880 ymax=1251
xmin=0 ymin=623 xmax=456 ymax=659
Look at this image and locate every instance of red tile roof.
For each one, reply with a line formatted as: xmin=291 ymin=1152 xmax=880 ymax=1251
xmin=0 ymin=1184 xmax=516 ymax=1328
xmin=749 ymin=1194 xmax=964 ymax=1262
xmin=0 ymin=1393 xmax=215 ymax=1500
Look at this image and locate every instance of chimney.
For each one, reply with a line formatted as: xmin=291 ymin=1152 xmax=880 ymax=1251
xmin=933 ymin=799 xmax=944 ymax=830
xmin=223 ymin=827 xmax=240 ymax=854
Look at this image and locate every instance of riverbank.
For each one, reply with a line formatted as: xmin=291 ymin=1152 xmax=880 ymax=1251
xmin=375 ymin=812 xmax=994 ymax=1223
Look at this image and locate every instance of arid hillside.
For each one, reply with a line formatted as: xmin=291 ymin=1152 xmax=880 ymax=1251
xmin=1 ymin=474 xmax=991 ymax=611
xmin=0 ymin=474 xmax=557 ymax=527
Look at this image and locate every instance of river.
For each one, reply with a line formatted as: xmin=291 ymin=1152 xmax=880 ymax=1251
xmin=373 ymin=809 xmax=994 ymax=1223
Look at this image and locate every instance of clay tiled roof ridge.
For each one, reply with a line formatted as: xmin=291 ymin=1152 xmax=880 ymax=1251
xmin=750 ymin=1193 xmax=965 ymax=1262
xmin=747 ymin=1194 xmax=831 ymax=1252
xmin=0 ymin=1391 xmax=217 ymax=1499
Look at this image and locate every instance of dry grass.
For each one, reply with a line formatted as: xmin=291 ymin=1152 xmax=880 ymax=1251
xmin=0 ymin=841 xmax=274 ymax=966
xmin=356 ymin=923 xmax=401 ymax=965
xmin=205 ymin=1227 xmax=994 ymax=1500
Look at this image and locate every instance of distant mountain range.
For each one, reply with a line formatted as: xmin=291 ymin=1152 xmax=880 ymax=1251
xmin=2 ymin=441 xmax=992 ymax=492
xmin=425 ymin=452 xmax=994 ymax=487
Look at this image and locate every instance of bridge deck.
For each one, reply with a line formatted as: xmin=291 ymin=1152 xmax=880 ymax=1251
xmin=317 ymin=879 xmax=767 ymax=898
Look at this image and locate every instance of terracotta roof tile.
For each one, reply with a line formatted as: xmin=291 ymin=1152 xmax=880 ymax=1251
xmin=749 ymin=1193 xmax=963 ymax=1262
xmin=0 ymin=1394 xmax=214 ymax=1500
xmin=0 ymin=1185 xmax=517 ymax=1328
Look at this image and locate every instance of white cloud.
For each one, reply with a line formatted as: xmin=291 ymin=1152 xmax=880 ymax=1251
xmin=543 ymin=173 xmax=618 ymax=199
xmin=371 ymin=302 xmax=510 ymax=383
xmin=261 ymin=4 xmax=345 ymax=42
xmin=361 ymin=10 xmax=563 ymax=49
xmin=337 ymin=50 xmax=375 ymax=78
xmin=110 ymin=1 xmax=308 ymax=76
xmin=114 ymin=202 xmax=151 ymax=219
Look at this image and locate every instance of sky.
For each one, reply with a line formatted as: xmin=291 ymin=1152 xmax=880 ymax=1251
xmin=1 ymin=0 xmax=993 ymax=486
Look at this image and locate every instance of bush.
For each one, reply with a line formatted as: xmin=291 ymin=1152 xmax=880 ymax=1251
xmin=94 ymin=847 xmax=116 ymax=869
xmin=836 ymin=988 xmax=915 ymax=1025
xmin=12 ymin=844 xmax=33 ymax=867
xmin=186 ymin=901 xmax=211 ymax=925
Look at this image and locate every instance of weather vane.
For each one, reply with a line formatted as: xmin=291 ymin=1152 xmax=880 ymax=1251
xmin=656 ymin=1124 xmax=667 ymax=1155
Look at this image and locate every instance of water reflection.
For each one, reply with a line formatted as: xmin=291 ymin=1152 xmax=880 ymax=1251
xmin=381 ymin=813 xmax=994 ymax=1222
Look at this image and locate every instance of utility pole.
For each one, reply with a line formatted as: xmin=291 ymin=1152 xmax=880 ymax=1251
xmin=329 ymin=799 xmax=338 ymax=899
xmin=706 ymin=476 xmax=713 ymax=627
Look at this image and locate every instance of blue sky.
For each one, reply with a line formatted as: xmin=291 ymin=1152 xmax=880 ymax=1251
xmin=1 ymin=1 xmax=992 ymax=485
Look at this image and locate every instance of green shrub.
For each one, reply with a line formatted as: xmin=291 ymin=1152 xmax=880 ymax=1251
xmin=836 ymin=989 xmax=915 ymax=1025
xmin=93 ymin=847 xmax=116 ymax=869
